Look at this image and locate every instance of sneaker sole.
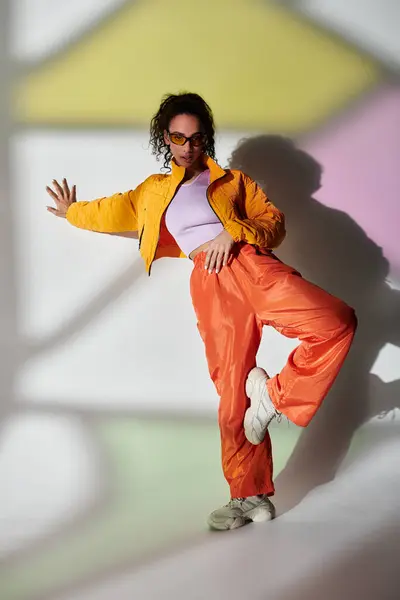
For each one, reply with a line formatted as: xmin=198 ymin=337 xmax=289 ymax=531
xmin=207 ymin=516 xmax=250 ymax=531
xmin=208 ymin=504 xmax=275 ymax=531
xmin=244 ymin=367 xmax=270 ymax=445
xmin=247 ymin=503 xmax=276 ymax=523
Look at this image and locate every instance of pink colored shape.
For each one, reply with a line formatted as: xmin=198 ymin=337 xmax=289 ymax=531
xmin=302 ymin=84 xmax=400 ymax=277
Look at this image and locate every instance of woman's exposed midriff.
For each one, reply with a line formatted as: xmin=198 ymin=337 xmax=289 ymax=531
xmin=189 ymin=240 xmax=212 ymax=260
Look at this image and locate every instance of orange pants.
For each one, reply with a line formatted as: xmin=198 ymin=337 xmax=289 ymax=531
xmin=190 ymin=244 xmax=357 ymax=499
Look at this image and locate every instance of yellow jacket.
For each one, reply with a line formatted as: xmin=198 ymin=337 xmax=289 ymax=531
xmin=66 ymin=155 xmax=286 ymax=273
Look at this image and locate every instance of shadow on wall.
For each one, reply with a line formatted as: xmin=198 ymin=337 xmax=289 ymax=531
xmin=229 ymin=135 xmax=400 ymax=514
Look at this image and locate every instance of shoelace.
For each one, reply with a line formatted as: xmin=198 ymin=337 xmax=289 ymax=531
xmin=226 ymin=498 xmax=245 ymax=508
xmin=227 ymin=495 xmax=265 ymax=508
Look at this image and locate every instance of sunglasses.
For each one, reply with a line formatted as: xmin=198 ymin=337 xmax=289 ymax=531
xmin=168 ymin=131 xmax=205 ymax=147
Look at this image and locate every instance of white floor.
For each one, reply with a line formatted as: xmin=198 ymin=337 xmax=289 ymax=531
xmin=54 ymin=417 xmax=400 ymax=600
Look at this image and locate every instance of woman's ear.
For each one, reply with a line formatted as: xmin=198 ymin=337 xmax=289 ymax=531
xmin=164 ymin=130 xmax=170 ymax=146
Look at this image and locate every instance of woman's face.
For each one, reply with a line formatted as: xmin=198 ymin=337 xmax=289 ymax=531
xmin=164 ymin=114 xmax=205 ymax=169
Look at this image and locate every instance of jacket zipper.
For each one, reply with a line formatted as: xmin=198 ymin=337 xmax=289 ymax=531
xmin=138 ymin=225 xmax=145 ymax=249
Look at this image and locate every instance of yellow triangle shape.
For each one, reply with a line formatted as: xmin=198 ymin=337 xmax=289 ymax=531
xmin=15 ymin=0 xmax=381 ymax=132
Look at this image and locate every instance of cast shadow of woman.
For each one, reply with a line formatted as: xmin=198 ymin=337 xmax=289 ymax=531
xmin=229 ymin=135 xmax=400 ymax=514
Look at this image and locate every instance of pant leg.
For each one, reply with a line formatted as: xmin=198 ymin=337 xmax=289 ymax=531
xmin=233 ymin=245 xmax=357 ymax=427
xmin=190 ymin=252 xmax=274 ymax=499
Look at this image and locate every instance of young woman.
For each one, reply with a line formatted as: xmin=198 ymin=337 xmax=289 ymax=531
xmin=46 ymin=92 xmax=357 ymax=531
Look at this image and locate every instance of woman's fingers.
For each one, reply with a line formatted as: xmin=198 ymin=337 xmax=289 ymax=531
xmin=45 ymin=186 xmax=59 ymax=202
xmin=62 ymin=178 xmax=70 ymax=198
xmin=205 ymin=240 xmax=234 ymax=274
xmin=46 ymin=179 xmax=75 ymax=219
xmin=204 ymin=247 xmax=213 ymax=271
xmin=215 ymin=251 xmax=224 ymax=274
xmin=47 ymin=205 xmax=67 ymax=218
xmin=52 ymin=179 xmax=65 ymax=199
xmin=46 ymin=184 xmax=66 ymax=206
xmin=206 ymin=249 xmax=217 ymax=273
xmin=208 ymin=247 xmax=225 ymax=274
xmin=223 ymin=248 xmax=230 ymax=267
xmin=46 ymin=180 xmax=75 ymax=205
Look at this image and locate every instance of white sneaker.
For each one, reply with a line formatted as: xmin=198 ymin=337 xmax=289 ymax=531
xmin=207 ymin=495 xmax=275 ymax=531
xmin=244 ymin=367 xmax=280 ymax=445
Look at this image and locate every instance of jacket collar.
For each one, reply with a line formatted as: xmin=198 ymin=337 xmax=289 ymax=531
xmin=170 ymin=154 xmax=227 ymax=185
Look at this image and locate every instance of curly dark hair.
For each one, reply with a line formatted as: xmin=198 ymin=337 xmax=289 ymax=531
xmin=149 ymin=92 xmax=216 ymax=171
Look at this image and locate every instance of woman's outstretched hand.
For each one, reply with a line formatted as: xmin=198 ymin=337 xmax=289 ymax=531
xmin=204 ymin=229 xmax=235 ymax=274
xmin=46 ymin=178 xmax=76 ymax=218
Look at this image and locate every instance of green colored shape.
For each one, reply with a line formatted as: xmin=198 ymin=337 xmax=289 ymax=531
xmin=0 ymin=417 xmax=299 ymax=600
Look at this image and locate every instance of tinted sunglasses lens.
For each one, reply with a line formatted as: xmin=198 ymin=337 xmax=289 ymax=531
xmin=191 ymin=135 xmax=204 ymax=147
xmin=169 ymin=133 xmax=186 ymax=146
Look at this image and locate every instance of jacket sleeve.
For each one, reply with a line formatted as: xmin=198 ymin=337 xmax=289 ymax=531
xmin=224 ymin=174 xmax=286 ymax=249
xmin=66 ymin=184 xmax=142 ymax=233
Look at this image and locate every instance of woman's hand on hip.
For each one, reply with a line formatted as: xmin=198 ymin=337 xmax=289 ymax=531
xmin=46 ymin=178 xmax=77 ymax=218
xmin=204 ymin=229 xmax=235 ymax=274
